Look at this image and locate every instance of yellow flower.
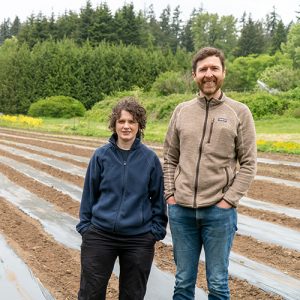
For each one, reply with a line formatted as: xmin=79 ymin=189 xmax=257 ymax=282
xmin=0 ymin=114 xmax=43 ymax=127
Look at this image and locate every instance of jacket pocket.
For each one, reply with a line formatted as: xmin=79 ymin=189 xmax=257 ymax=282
xmin=222 ymin=166 xmax=233 ymax=193
xmin=207 ymin=118 xmax=215 ymax=144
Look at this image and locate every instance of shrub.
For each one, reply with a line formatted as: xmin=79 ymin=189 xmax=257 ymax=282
xmin=283 ymin=87 xmax=300 ymax=101
xmin=258 ymin=65 xmax=300 ymax=92
xmin=293 ymin=107 xmax=300 ymax=118
xmin=227 ymin=91 xmax=300 ymax=119
xmin=151 ymin=71 xmax=195 ymax=96
xmin=28 ymin=96 xmax=86 ymax=118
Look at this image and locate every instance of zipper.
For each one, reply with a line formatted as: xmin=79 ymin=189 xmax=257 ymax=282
xmin=193 ymin=100 xmax=210 ymax=207
xmin=207 ymin=118 xmax=215 ymax=144
xmin=113 ymin=157 xmax=128 ymax=232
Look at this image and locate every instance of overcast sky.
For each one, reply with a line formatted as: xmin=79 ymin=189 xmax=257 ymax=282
xmin=1 ymin=0 xmax=299 ymax=24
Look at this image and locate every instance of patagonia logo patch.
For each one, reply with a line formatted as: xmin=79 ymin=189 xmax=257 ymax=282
xmin=218 ymin=117 xmax=227 ymax=122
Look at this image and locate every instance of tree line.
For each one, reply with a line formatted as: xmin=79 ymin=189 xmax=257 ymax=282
xmin=0 ymin=1 xmax=300 ymax=116
xmin=0 ymin=1 xmax=296 ymax=56
xmin=0 ymin=38 xmax=191 ymax=114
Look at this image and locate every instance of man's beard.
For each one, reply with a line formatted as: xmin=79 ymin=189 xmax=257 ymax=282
xmin=198 ymin=78 xmax=223 ymax=97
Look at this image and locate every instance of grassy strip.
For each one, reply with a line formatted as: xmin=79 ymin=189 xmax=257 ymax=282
xmin=0 ymin=116 xmax=299 ymax=155
xmin=257 ymin=140 xmax=300 ymax=154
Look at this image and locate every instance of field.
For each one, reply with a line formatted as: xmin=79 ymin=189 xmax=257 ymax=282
xmin=0 ymin=127 xmax=299 ymax=299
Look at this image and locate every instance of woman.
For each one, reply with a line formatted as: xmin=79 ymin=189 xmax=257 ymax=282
xmin=76 ymin=97 xmax=167 ymax=300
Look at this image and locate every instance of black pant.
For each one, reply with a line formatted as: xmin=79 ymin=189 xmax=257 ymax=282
xmin=78 ymin=225 xmax=156 ymax=300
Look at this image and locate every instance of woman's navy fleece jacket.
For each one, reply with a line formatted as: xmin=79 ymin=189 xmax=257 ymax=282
xmin=76 ymin=134 xmax=168 ymax=241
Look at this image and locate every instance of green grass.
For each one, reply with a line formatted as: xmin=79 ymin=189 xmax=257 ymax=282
xmin=255 ymin=117 xmax=300 ymax=134
xmin=144 ymin=121 xmax=168 ymax=143
xmin=40 ymin=118 xmax=169 ymax=143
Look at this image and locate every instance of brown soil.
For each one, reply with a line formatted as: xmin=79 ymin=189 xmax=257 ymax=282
xmin=257 ymin=163 xmax=300 ymax=182
xmin=0 ymin=140 xmax=88 ymax=168
xmin=238 ymin=205 xmax=300 ymax=231
xmin=0 ymin=197 xmax=119 ymax=300
xmin=0 ymin=128 xmax=299 ymax=299
xmin=258 ymin=151 xmax=300 ymax=163
xmin=155 ymin=243 xmax=283 ymax=300
xmin=248 ymin=180 xmax=300 ymax=209
xmin=0 ymin=148 xmax=84 ymax=187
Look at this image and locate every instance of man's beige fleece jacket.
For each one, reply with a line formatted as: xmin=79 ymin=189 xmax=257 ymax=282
xmin=163 ymin=93 xmax=257 ymax=208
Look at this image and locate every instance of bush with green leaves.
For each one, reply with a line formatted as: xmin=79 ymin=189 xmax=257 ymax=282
xmin=151 ymin=71 xmax=195 ymax=96
xmin=28 ymin=96 xmax=86 ymax=118
xmin=258 ymin=65 xmax=300 ymax=92
xmin=292 ymin=107 xmax=300 ymax=118
xmin=227 ymin=91 xmax=300 ymax=119
xmin=86 ymin=89 xmax=191 ymax=122
xmin=283 ymin=87 xmax=300 ymax=100
xmin=86 ymin=89 xmax=300 ymax=125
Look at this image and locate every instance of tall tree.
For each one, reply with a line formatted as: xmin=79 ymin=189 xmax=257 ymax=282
xmin=0 ymin=18 xmax=11 ymax=44
xmin=48 ymin=12 xmax=58 ymax=39
xmin=170 ymin=5 xmax=182 ymax=52
xmin=78 ymin=0 xmax=95 ymax=44
xmin=145 ymin=4 xmax=163 ymax=48
xmin=282 ymin=22 xmax=300 ymax=68
xmin=91 ymin=3 xmax=116 ymax=43
xmin=17 ymin=14 xmax=36 ymax=47
xmin=270 ymin=19 xmax=288 ymax=53
xmin=191 ymin=12 xmax=237 ymax=58
xmin=160 ymin=5 xmax=171 ymax=34
xmin=158 ymin=5 xmax=173 ymax=49
xmin=56 ymin=11 xmax=79 ymax=40
xmin=35 ymin=13 xmax=51 ymax=41
xmin=235 ymin=15 xmax=265 ymax=56
xmin=296 ymin=5 xmax=300 ymax=22
xmin=180 ymin=18 xmax=194 ymax=52
xmin=265 ymin=6 xmax=279 ymax=38
xmin=114 ymin=3 xmax=142 ymax=45
xmin=10 ymin=16 xmax=21 ymax=37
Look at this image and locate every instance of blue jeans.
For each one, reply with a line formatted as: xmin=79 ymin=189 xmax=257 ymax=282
xmin=168 ymin=204 xmax=237 ymax=300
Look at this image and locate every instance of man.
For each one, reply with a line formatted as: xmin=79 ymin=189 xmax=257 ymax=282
xmin=163 ymin=47 xmax=257 ymax=299
xmin=77 ymin=97 xmax=167 ymax=300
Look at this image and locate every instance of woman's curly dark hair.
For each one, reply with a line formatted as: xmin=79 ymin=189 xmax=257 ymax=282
xmin=109 ymin=97 xmax=147 ymax=138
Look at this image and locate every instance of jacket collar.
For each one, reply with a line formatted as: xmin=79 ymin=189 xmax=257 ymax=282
xmin=109 ymin=133 xmax=141 ymax=151
xmin=197 ymin=91 xmax=225 ymax=108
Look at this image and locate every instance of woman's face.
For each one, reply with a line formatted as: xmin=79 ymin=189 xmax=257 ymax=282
xmin=115 ymin=110 xmax=139 ymax=148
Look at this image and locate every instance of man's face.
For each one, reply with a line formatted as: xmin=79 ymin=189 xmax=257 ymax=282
xmin=193 ymin=55 xmax=225 ymax=99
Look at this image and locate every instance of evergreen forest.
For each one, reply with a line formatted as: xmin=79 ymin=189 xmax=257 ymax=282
xmin=0 ymin=1 xmax=300 ymax=116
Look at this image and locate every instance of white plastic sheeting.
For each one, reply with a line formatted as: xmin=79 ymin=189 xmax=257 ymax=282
xmin=0 ymin=132 xmax=96 ymax=150
xmin=2 ymin=153 xmax=299 ymax=251
xmin=0 ymin=143 xmax=86 ymax=177
xmin=0 ymin=235 xmax=54 ymax=300
xmin=0 ymin=156 xmax=82 ymax=201
xmin=0 ymin=138 xmax=90 ymax=163
xmin=0 ymin=137 xmax=300 ymax=298
xmin=0 ymin=173 xmax=207 ymax=299
xmin=2 ymin=131 xmax=300 ymax=167
xmin=1 ymin=143 xmax=300 ymax=189
xmin=237 ymin=214 xmax=300 ymax=251
xmin=255 ymin=175 xmax=300 ymax=188
xmin=0 ymin=150 xmax=300 ymax=296
xmin=240 ymin=197 xmax=300 ymax=219
xmin=257 ymin=157 xmax=300 ymax=168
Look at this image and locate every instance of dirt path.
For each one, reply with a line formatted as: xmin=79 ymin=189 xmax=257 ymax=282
xmin=0 ymin=128 xmax=299 ymax=299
